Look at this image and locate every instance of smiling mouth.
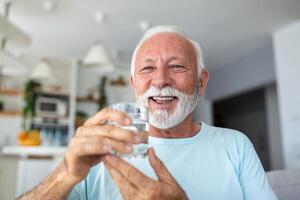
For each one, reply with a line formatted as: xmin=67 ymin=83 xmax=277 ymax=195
xmin=149 ymin=96 xmax=178 ymax=104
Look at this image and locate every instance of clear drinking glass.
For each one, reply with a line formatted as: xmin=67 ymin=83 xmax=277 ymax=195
xmin=109 ymin=102 xmax=149 ymax=159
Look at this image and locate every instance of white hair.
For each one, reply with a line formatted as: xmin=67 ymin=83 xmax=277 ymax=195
xmin=130 ymin=25 xmax=205 ymax=79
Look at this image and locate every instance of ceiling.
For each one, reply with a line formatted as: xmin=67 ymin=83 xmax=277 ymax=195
xmin=2 ymin=0 xmax=300 ymax=71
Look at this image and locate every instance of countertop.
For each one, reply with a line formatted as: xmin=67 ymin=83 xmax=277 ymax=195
xmin=1 ymin=145 xmax=67 ymax=157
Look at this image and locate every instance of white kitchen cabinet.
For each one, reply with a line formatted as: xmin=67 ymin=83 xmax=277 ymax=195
xmin=0 ymin=146 xmax=66 ymax=200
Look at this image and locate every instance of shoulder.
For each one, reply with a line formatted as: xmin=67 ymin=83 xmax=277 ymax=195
xmin=202 ymin=123 xmax=254 ymax=165
xmin=203 ymin=124 xmax=258 ymax=175
xmin=204 ymin=123 xmax=252 ymax=148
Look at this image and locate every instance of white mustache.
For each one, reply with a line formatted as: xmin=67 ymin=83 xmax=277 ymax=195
xmin=139 ymin=86 xmax=185 ymax=107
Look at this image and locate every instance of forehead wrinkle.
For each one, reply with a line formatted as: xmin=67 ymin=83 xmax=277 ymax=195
xmin=144 ymin=58 xmax=155 ymax=63
xmin=141 ymin=56 xmax=181 ymax=64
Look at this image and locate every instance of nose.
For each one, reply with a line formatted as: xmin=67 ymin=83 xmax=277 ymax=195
xmin=151 ymin=67 xmax=171 ymax=89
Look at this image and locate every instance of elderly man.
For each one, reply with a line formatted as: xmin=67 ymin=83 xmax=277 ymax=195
xmin=19 ymin=26 xmax=277 ymax=200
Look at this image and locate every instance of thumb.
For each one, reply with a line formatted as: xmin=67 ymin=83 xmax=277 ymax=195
xmin=148 ymin=148 xmax=174 ymax=183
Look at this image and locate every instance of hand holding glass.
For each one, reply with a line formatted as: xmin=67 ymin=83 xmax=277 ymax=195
xmin=109 ymin=102 xmax=149 ymax=159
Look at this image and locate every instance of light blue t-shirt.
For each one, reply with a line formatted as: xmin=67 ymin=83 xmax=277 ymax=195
xmin=67 ymin=122 xmax=277 ymax=200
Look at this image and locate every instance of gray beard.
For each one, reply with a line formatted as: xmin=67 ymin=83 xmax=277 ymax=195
xmin=136 ymin=81 xmax=200 ymax=129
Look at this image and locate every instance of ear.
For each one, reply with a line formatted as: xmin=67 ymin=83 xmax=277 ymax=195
xmin=130 ymin=76 xmax=134 ymax=90
xmin=198 ymin=68 xmax=209 ymax=96
xmin=130 ymin=76 xmax=136 ymax=100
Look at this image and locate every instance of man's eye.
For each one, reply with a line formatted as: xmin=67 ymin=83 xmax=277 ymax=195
xmin=169 ymin=65 xmax=185 ymax=71
xmin=140 ymin=66 xmax=154 ymax=73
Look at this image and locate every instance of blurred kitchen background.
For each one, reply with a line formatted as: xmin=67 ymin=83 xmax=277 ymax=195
xmin=0 ymin=0 xmax=300 ymax=199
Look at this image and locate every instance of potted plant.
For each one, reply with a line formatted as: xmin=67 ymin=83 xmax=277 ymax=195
xmin=0 ymin=98 xmax=4 ymax=111
xmin=22 ymin=80 xmax=41 ymax=131
xmin=97 ymin=76 xmax=108 ymax=110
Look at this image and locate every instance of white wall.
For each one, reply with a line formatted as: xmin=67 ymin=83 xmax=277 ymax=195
xmin=206 ymin=42 xmax=276 ymax=101
xmin=0 ymin=116 xmax=22 ymax=146
xmin=273 ymin=21 xmax=300 ymax=168
xmin=265 ymin=84 xmax=284 ymax=170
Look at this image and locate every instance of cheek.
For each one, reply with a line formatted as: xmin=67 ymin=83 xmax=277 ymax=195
xmin=173 ymin=74 xmax=197 ymax=94
xmin=134 ymin=76 xmax=151 ymax=95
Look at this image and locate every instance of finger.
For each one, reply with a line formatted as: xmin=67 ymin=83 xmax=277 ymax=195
xmin=76 ymin=125 xmax=141 ymax=144
xmin=104 ymin=161 xmax=138 ymax=200
xmin=84 ymin=108 xmax=132 ymax=126
xmin=103 ymin=154 xmax=152 ymax=189
xmin=69 ymin=136 xmax=132 ymax=156
xmin=69 ymin=139 xmax=110 ymax=157
xmin=148 ymin=148 xmax=175 ymax=183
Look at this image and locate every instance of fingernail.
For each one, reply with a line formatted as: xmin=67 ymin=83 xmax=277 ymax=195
xmin=134 ymin=135 xmax=141 ymax=143
xmin=124 ymin=117 xmax=131 ymax=124
xmin=125 ymin=144 xmax=132 ymax=152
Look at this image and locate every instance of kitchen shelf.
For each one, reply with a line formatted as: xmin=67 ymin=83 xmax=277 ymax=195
xmin=77 ymin=96 xmax=98 ymax=103
xmin=0 ymin=89 xmax=23 ymax=96
xmin=0 ymin=111 xmax=22 ymax=116
xmin=41 ymin=90 xmax=69 ymax=97
xmin=2 ymin=145 xmax=67 ymax=157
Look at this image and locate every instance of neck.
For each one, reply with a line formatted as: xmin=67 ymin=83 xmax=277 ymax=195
xmin=149 ymin=113 xmax=201 ymax=139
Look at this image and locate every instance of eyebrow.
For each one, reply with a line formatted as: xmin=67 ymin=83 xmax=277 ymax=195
xmin=142 ymin=56 xmax=181 ymax=63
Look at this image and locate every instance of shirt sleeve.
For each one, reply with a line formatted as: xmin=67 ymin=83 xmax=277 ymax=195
xmin=239 ymin=135 xmax=278 ymax=200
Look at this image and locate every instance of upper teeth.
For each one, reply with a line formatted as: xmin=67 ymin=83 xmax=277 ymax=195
xmin=152 ymin=96 xmax=175 ymax=101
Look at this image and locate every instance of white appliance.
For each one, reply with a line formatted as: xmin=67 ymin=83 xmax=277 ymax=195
xmin=35 ymin=97 xmax=68 ymax=118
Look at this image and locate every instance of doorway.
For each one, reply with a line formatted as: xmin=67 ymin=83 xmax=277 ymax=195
xmin=213 ymin=88 xmax=271 ymax=170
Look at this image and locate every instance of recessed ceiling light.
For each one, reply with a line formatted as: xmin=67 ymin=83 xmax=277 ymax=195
xmin=94 ymin=12 xmax=106 ymax=23
xmin=42 ymin=0 xmax=56 ymax=13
